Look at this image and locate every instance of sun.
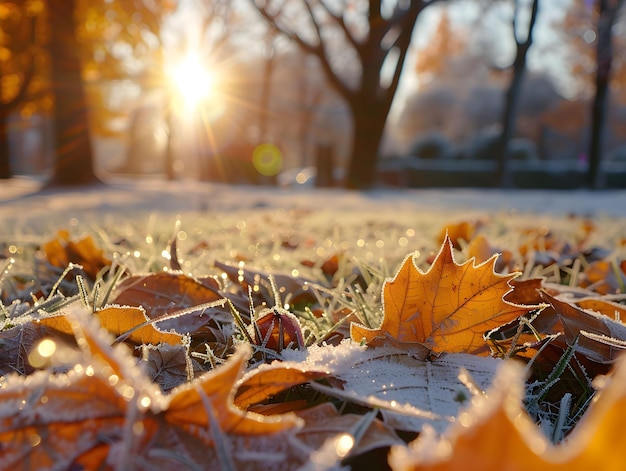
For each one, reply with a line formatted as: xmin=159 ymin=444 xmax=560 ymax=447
xmin=167 ymin=52 xmax=216 ymax=110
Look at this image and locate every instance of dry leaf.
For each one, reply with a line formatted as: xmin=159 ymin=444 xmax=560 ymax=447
xmin=142 ymin=343 xmax=205 ymax=392
xmin=295 ymin=403 xmax=403 ymax=461
xmin=437 ymin=221 xmax=480 ymax=249
xmin=467 ymin=234 xmax=514 ymax=272
xmin=242 ymin=341 xmax=500 ymax=434
xmin=253 ymin=307 xmax=305 ymax=352
xmin=388 ymin=352 xmax=626 ymax=471
xmin=579 ymin=259 xmax=626 ymax=295
xmin=214 ymin=260 xmax=318 ymax=314
xmin=0 ymin=307 xmax=301 ymax=469
xmin=575 ymin=298 xmax=626 ymax=320
xmin=235 ymin=367 xmax=328 ymax=410
xmin=39 ymin=305 xmax=183 ymax=347
xmin=540 ymin=290 xmax=626 ymax=363
xmin=351 ymin=237 xmax=533 ymax=355
xmin=112 ymin=272 xmax=227 ymax=333
xmin=43 ymin=230 xmax=111 ymax=279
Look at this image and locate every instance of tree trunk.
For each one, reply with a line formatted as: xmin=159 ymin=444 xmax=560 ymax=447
xmin=250 ymin=0 xmax=428 ymax=190
xmin=345 ymin=99 xmax=386 ymax=189
xmin=0 ymin=110 xmax=10 ymax=179
xmin=496 ymin=0 xmax=539 ymax=188
xmin=588 ymin=0 xmax=623 ymax=189
xmin=46 ymin=0 xmax=99 ymax=186
xmin=496 ymin=52 xmax=529 ymax=187
xmin=0 ymin=15 xmax=37 ymax=180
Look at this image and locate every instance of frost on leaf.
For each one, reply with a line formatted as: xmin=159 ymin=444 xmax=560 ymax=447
xmin=39 ymin=305 xmax=184 ymax=347
xmin=245 ymin=341 xmax=500 ymax=434
xmin=351 ymin=236 xmax=533 ymax=355
xmin=0 ymin=306 xmax=302 ymax=470
xmin=0 ymin=307 xmax=155 ymax=470
xmin=540 ymin=289 xmax=626 ymax=363
xmin=388 ymin=352 xmax=626 ymax=471
xmin=111 ymin=272 xmax=228 ymax=333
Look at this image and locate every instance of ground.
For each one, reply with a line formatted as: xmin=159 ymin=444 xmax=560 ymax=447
xmin=1 ymin=176 xmax=626 ymax=470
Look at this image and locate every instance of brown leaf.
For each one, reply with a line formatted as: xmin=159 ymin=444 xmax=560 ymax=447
xmin=579 ymin=259 xmax=626 ymax=294
xmin=351 ymin=237 xmax=533 ymax=355
xmin=295 ymin=403 xmax=403 ymax=458
xmin=438 ymin=220 xmax=480 ymax=249
xmin=253 ymin=307 xmax=305 ymax=352
xmin=467 ymin=235 xmax=515 ymax=273
xmin=539 ymin=290 xmax=626 ymax=363
xmin=214 ymin=260 xmax=318 ymax=313
xmin=235 ymin=366 xmax=328 ymax=410
xmin=575 ymin=298 xmax=626 ymax=320
xmin=111 ymin=272 xmax=227 ymax=333
xmin=163 ymin=345 xmax=301 ymax=436
xmin=142 ymin=343 xmax=204 ymax=392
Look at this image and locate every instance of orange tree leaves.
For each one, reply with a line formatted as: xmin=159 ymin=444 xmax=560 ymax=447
xmin=351 ymin=237 xmax=533 ymax=355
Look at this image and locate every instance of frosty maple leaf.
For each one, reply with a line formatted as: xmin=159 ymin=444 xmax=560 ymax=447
xmin=351 ymin=236 xmax=533 ymax=355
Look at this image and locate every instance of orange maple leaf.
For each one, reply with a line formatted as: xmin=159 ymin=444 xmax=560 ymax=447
xmin=350 ymin=237 xmax=532 ymax=355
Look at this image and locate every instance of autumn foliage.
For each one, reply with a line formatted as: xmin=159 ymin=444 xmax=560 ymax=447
xmin=1 ymin=217 xmax=626 ymax=469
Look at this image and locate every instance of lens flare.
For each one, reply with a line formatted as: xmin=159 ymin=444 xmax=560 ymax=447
xmin=253 ymin=143 xmax=283 ymax=176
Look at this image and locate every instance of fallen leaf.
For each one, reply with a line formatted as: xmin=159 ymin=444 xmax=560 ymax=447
xmin=295 ymin=402 xmax=403 ymax=463
xmin=111 ymin=272 xmax=228 ymax=333
xmin=467 ymin=234 xmax=514 ymax=272
xmin=235 ymin=367 xmax=328 ymax=410
xmin=575 ymin=298 xmax=626 ymax=320
xmin=214 ymin=260 xmax=318 ymax=314
xmin=579 ymin=259 xmax=626 ymax=294
xmin=0 ymin=306 xmax=302 ymax=469
xmin=0 ymin=309 xmax=155 ymax=469
xmin=540 ymin=290 xmax=626 ymax=363
xmin=243 ymin=341 xmax=500 ymax=434
xmin=142 ymin=343 xmax=205 ymax=392
xmin=43 ymin=230 xmax=111 ymax=280
xmin=438 ymin=220 xmax=480 ymax=249
xmin=388 ymin=351 xmax=626 ymax=471
xmin=38 ymin=305 xmax=183 ymax=348
xmin=252 ymin=307 xmax=305 ymax=352
xmin=351 ymin=237 xmax=533 ymax=355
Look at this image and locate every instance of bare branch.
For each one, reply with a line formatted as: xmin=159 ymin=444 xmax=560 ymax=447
xmin=316 ymin=0 xmax=361 ymax=51
xmin=250 ymin=0 xmax=351 ymax=98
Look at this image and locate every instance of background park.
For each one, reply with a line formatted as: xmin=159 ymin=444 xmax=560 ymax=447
xmin=1 ymin=0 xmax=626 ymax=190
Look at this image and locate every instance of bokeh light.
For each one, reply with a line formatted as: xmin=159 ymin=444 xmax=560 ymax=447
xmin=253 ymin=143 xmax=283 ymax=176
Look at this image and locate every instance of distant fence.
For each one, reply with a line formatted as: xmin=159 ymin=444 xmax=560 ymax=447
xmin=378 ymin=158 xmax=626 ymax=189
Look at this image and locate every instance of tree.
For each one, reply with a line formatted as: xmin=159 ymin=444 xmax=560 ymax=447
xmin=46 ymin=0 xmax=99 ymax=186
xmin=588 ymin=0 xmax=624 ymax=189
xmin=495 ymin=0 xmax=540 ymax=187
xmin=251 ymin=0 xmax=439 ymax=189
xmin=414 ymin=10 xmax=463 ymax=88
xmin=0 ymin=2 xmax=46 ymax=179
